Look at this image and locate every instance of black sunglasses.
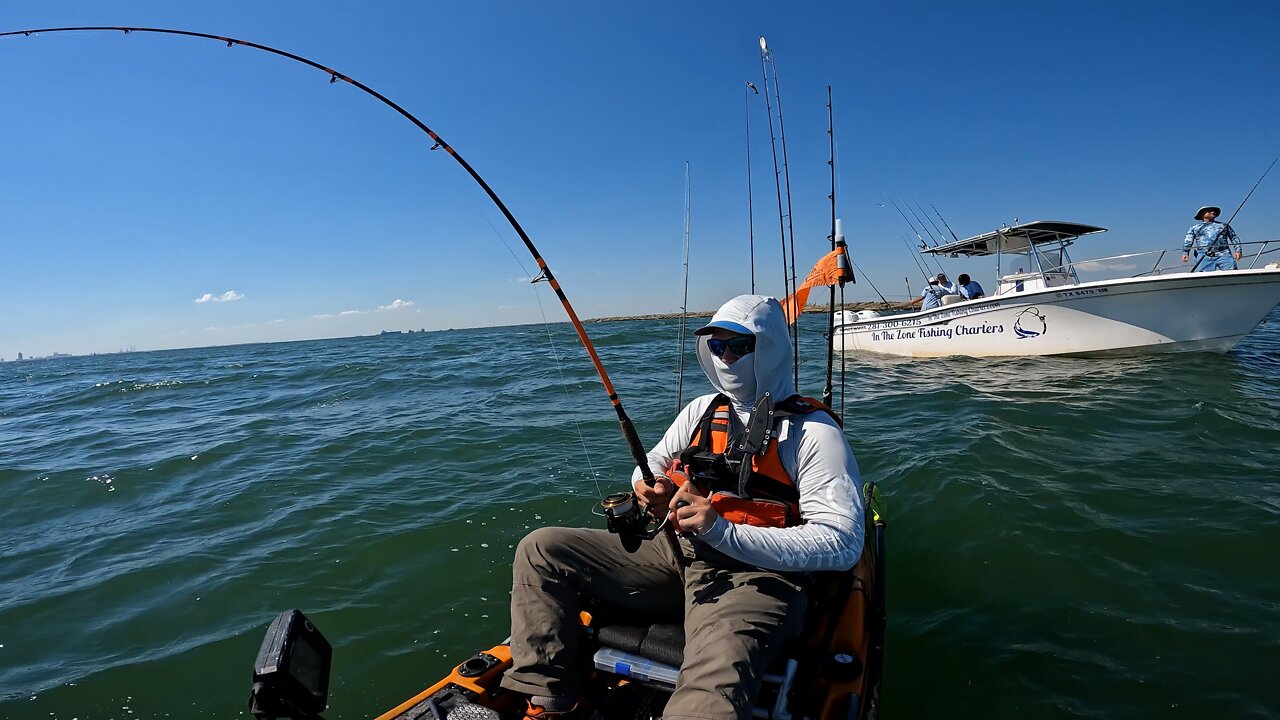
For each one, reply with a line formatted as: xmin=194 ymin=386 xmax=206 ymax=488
xmin=706 ymin=336 xmax=756 ymax=358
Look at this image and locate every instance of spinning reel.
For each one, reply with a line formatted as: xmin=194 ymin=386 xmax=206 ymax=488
xmin=599 ymin=491 xmax=667 ymax=553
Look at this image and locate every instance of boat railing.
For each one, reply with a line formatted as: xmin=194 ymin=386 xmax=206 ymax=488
xmin=1059 ymin=240 xmax=1280 ymax=278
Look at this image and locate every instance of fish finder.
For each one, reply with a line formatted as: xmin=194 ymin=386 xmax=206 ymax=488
xmin=248 ymin=609 xmax=332 ymax=720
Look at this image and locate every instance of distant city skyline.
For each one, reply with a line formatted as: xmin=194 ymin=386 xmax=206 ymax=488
xmin=3 ymin=1 xmax=1278 ymax=358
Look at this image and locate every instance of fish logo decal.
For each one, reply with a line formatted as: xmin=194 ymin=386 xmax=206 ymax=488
xmin=1014 ymin=307 xmax=1047 ymax=339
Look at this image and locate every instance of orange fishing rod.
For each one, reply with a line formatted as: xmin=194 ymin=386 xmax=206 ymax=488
xmin=0 ymin=26 xmax=660 ymax=486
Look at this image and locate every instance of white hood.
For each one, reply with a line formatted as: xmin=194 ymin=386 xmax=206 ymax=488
xmin=695 ymin=295 xmax=796 ymax=413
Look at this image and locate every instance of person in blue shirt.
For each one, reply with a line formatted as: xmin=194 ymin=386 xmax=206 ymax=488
xmin=957 ymin=273 xmax=985 ymax=300
xmin=1182 ymin=205 xmax=1241 ymax=272
xmin=900 ymin=276 xmax=948 ymax=311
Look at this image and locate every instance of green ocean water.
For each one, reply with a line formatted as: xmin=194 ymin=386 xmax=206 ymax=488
xmin=2 ymin=311 xmax=1279 ymax=719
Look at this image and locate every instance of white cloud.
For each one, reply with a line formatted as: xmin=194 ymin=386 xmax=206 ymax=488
xmin=311 ymin=313 xmax=334 ymax=319
xmin=377 ymin=298 xmax=415 ymax=311
xmin=340 ymin=310 xmax=361 ymax=316
xmin=195 ymin=290 xmax=244 ymax=304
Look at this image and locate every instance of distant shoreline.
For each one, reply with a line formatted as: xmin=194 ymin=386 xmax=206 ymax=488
xmin=584 ymin=302 xmax=898 ymax=323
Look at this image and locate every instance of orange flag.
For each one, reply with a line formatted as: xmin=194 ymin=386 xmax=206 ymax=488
xmin=781 ymin=248 xmax=854 ymax=324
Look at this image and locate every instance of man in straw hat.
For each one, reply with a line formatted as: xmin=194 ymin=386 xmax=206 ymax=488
xmin=1182 ymin=205 xmax=1242 ymax=272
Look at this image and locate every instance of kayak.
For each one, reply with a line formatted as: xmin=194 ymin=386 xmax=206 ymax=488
xmin=373 ymin=482 xmax=886 ymax=720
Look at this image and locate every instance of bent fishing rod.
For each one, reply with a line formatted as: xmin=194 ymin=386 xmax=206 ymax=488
xmin=1189 ymin=157 xmax=1277 ymax=271
xmin=2 ymin=26 xmax=676 ymax=527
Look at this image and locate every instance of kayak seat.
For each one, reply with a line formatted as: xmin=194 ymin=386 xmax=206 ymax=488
xmin=593 ymin=622 xmax=684 ymax=668
xmin=587 ymin=570 xmax=855 ymax=682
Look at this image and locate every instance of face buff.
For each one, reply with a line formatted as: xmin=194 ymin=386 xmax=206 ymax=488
xmin=712 ymin=351 xmax=757 ymax=406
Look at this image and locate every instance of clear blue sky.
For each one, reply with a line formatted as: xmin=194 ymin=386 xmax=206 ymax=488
xmin=3 ymin=1 xmax=1277 ymax=358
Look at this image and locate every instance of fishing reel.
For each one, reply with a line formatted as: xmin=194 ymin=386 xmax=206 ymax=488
xmin=600 ymin=491 xmax=666 ymax=553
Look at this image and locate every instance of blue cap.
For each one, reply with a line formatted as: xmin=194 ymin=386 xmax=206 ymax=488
xmin=693 ymin=320 xmax=753 ymax=336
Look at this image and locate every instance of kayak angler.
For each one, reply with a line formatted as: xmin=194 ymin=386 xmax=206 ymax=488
xmin=3 ymin=26 xmax=886 ymax=719
xmin=503 ymin=295 xmax=865 ymax=720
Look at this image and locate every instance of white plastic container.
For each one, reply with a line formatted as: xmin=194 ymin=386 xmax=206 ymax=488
xmin=592 ymin=647 xmax=679 ymax=688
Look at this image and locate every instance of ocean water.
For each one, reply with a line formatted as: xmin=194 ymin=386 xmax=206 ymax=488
xmin=2 ymin=310 xmax=1279 ymax=719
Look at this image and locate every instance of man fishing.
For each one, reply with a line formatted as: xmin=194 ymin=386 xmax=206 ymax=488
xmin=898 ymin=274 xmax=951 ymax=311
xmin=501 ymin=294 xmax=864 ymax=720
xmin=1182 ymin=205 xmax=1242 ymax=272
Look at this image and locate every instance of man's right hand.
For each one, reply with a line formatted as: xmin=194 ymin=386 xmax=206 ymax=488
xmin=1181 ymin=253 xmax=1189 ymax=263
xmin=633 ymin=473 xmax=676 ymax=516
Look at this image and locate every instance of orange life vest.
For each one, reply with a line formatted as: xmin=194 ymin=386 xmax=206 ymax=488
xmin=665 ymin=393 xmax=840 ymax=528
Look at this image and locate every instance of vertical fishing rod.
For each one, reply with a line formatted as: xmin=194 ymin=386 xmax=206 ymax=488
xmin=758 ymin=36 xmax=800 ymax=390
xmin=823 ymin=85 xmax=839 ymax=409
xmin=0 ymin=27 xmax=686 ymax=560
xmin=745 ymin=81 xmax=760 ymax=293
xmin=675 ymin=162 xmax=692 ymax=413
xmin=932 ymin=203 xmax=962 ymax=243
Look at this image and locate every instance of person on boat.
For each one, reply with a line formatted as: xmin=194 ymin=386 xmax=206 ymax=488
xmin=899 ymin=275 xmax=951 ymax=310
xmin=934 ymin=271 xmax=958 ymax=295
xmin=1182 ymin=205 xmax=1242 ymax=272
xmin=502 ymin=294 xmax=864 ymax=720
xmin=957 ymin=273 xmax=985 ymax=300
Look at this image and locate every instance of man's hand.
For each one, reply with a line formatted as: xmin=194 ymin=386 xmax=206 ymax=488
xmin=1235 ymin=251 xmax=1243 ymax=261
xmin=1181 ymin=253 xmax=1189 ymax=263
xmin=633 ymin=473 xmax=675 ymax=516
xmin=668 ymin=482 xmax=719 ymax=537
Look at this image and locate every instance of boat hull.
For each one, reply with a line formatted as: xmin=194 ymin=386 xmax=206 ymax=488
xmin=834 ymin=269 xmax=1280 ymax=358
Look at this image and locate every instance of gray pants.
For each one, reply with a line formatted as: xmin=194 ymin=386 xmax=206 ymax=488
xmin=501 ymin=527 xmax=806 ymax=720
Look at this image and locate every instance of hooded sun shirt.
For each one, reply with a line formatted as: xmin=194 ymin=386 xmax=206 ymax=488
xmin=632 ymin=295 xmax=865 ymax=572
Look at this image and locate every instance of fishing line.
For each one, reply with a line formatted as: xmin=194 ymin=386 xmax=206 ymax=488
xmin=675 ymin=162 xmax=692 ymax=413
xmin=849 ymin=259 xmax=889 ymax=304
xmin=485 ymin=216 xmax=604 ymax=499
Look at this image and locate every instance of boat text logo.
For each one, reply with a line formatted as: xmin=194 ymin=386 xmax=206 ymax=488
xmin=1013 ymin=307 xmax=1048 ymax=339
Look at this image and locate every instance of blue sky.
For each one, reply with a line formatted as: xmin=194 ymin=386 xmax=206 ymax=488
xmin=2 ymin=1 xmax=1277 ymax=358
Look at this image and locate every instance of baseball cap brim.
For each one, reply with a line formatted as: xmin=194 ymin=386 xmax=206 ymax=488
xmin=693 ymin=320 xmax=753 ymax=336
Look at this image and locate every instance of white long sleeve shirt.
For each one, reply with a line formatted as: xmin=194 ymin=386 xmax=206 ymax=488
xmin=632 ymin=393 xmax=864 ymax=573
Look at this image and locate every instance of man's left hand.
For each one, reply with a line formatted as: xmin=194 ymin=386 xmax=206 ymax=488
xmin=669 ymin=482 xmax=718 ymax=537
xmin=1235 ymin=251 xmax=1243 ymax=261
